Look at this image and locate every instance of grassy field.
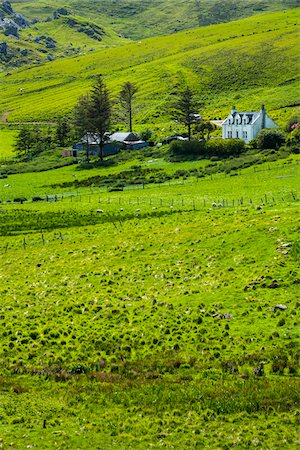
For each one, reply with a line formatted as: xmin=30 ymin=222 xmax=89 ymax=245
xmin=0 ymin=128 xmax=18 ymax=159
xmin=0 ymin=9 xmax=299 ymax=128
xmin=0 ymin=153 xmax=299 ymax=448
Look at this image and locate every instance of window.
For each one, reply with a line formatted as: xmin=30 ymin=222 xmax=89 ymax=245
xmin=236 ymin=131 xmax=239 ymax=138
xmin=228 ymin=131 xmax=232 ymax=138
xmin=242 ymin=131 xmax=248 ymax=139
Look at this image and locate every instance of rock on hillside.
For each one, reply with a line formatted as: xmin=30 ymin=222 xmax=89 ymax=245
xmin=0 ymin=1 xmax=110 ymax=69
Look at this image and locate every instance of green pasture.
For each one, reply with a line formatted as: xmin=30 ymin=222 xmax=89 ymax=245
xmin=0 ymin=153 xmax=298 ymax=202
xmin=0 ymin=155 xmax=299 ymax=448
xmin=0 ymin=128 xmax=18 ymax=158
xmin=0 ymin=9 xmax=299 ymax=126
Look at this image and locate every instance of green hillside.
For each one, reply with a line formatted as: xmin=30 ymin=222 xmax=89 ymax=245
xmin=0 ymin=9 xmax=299 ymax=127
xmin=0 ymin=1 xmax=129 ymax=70
xmin=11 ymin=0 xmax=300 ymax=39
xmin=2 ymin=0 xmax=298 ymax=70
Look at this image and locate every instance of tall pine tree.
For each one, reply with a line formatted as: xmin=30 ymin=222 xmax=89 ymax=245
xmin=89 ymin=75 xmax=112 ymax=160
xmin=119 ymin=81 xmax=138 ymax=132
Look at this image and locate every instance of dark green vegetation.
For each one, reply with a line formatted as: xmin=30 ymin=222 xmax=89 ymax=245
xmin=0 ymin=154 xmax=299 ymax=448
xmin=0 ymin=8 xmax=299 ymax=130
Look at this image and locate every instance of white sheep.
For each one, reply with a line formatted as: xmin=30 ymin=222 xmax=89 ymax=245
xmin=212 ymin=201 xmax=217 ymax=207
xmin=96 ymin=209 xmax=104 ymax=213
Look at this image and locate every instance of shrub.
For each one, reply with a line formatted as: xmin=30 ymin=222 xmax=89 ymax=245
xmin=285 ymin=115 xmax=300 ymax=132
xmin=13 ymin=197 xmax=27 ymax=204
xmin=168 ymin=139 xmax=245 ymax=160
xmin=286 ymin=127 xmax=300 ymax=149
xmin=206 ymin=139 xmax=245 ymax=157
xmin=169 ymin=139 xmax=206 ymax=158
xmin=257 ymin=129 xmax=286 ymax=150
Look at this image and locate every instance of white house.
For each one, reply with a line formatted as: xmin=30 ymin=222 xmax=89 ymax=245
xmin=222 ymin=105 xmax=277 ymax=144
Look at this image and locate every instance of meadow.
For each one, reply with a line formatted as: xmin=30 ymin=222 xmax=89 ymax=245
xmin=0 ymin=153 xmax=299 ymax=448
xmin=0 ymin=127 xmax=19 ymax=159
xmin=0 ymin=9 xmax=299 ymax=129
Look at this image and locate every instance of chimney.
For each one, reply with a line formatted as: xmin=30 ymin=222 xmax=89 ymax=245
xmin=260 ymin=104 xmax=266 ymax=129
xmin=231 ymin=106 xmax=236 ymax=115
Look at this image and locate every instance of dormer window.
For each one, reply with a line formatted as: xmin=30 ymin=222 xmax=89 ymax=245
xmin=244 ymin=119 xmax=247 ymax=125
xmin=236 ymin=119 xmax=239 ymax=125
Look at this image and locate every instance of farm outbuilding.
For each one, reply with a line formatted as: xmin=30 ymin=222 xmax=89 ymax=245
xmin=71 ymin=131 xmax=149 ymax=157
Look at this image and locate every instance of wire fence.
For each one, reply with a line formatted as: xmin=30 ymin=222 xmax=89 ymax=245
xmin=0 ymin=191 xmax=298 ymax=254
xmin=0 ymin=160 xmax=298 ymax=204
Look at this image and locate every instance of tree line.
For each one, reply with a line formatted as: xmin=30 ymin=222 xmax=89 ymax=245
xmin=14 ymin=75 xmax=209 ymax=161
xmin=14 ymin=74 xmax=299 ymax=162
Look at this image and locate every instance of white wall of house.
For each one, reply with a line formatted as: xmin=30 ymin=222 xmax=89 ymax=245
xmin=222 ymin=106 xmax=277 ymax=144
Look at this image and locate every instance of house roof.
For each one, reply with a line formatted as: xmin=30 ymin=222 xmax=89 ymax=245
xmin=110 ymin=132 xmax=138 ymax=142
xmin=79 ymin=131 xmax=140 ymax=145
xmin=222 ymin=111 xmax=260 ymax=125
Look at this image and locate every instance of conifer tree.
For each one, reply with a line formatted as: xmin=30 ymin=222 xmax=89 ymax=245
xmin=119 ymin=81 xmax=138 ymax=132
xmin=173 ymin=87 xmax=200 ymax=141
xmin=89 ymin=74 xmax=112 ymax=160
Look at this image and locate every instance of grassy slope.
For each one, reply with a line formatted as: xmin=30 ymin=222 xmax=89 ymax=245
xmin=0 ymin=12 xmax=129 ymax=70
xmin=0 ymin=129 xmax=18 ymax=158
xmin=0 ymin=157 xmax=299 ymax=448
xmin=11 ymin=0 xmax=300 ymax=39
xmin=0 ymin=9 xmax=299 ymax=128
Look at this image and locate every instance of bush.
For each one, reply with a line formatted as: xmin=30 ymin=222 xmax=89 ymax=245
xmin=169 ymin=140 xmax=206 ymax=158
xmin=206 ymin=139 xmax=245 ymax=157
xmin=13 ymin=197 xmax=27 ymax=204
xmin=257 ymin=129 xmax=286 ymax=150
xmin=285 ymin=115 xmax=300 ymax=132
xmin=286 ymin=127 xmax=300 ymax=149
xmin=168 ymin=138 xmax=245 ymax=160
xmin=139 ymin=129 xmax=152 ymax=141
